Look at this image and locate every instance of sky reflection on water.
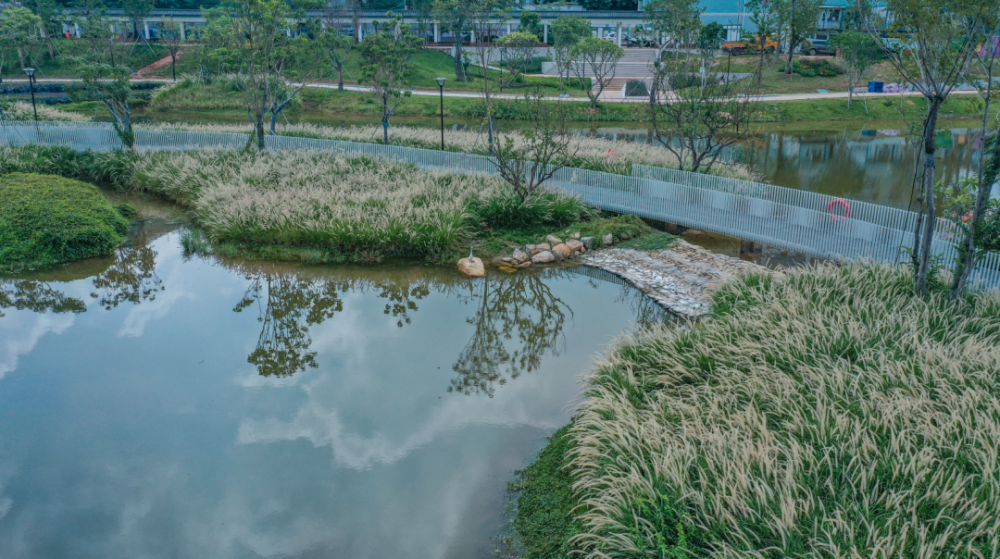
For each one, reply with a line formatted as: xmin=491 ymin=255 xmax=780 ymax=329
xmin=0 ymin=220 xmax=665 ymax=559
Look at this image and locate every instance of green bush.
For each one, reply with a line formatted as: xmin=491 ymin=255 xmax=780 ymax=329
xmin=792 ymin=58 xmax=843 ymax=77
xmin=0 ymin=173 xmax=130 ymax=268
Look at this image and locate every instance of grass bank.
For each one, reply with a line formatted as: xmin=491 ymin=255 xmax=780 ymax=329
xmin=137 ymin=79 xmax=989 ymax=125
xmin=0 ymin=173 xmax=133 ymax=270
xmin=514 ymin=264 xmax=1000 ymax=558
xmin=1 ymin=145 xmax=670 ymax=263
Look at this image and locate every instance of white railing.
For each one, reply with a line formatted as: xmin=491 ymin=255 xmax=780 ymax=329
xmin=3 ymin=121 xmax=998 ymax=289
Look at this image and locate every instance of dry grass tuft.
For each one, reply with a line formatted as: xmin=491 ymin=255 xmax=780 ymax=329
xmin=3 ymin=102 xmax=87 ymax=122
xmin=134 ymin=121 xmax=758 ymax=180
xmin=569 ymin=264 xmax=1000 ymax=558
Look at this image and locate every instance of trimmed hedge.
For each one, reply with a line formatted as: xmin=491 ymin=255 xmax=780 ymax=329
xmin=0 ymin=173 xmax=131 ymax=268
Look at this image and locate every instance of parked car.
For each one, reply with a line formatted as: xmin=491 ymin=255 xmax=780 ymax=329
xmin=805 ymin=39 xmax=837 ymax=56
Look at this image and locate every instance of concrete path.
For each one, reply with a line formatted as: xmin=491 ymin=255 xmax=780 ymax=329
xmin=7 ymin=77 xmax=980 ymax=104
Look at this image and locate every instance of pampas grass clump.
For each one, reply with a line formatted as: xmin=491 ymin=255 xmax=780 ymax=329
xmin=568 ymin=264 xmax=1000 ymax=558
xmin=2 ymin=102 xmax=87 ymax=122
xmin=135 ymin=122 xmax=758 ymax=180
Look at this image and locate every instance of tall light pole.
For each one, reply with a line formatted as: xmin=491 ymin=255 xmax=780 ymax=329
xmin=24 ymin=68 xmax=38 ymax=124
xmin=436 ymin=77 xmax=446 ymax=151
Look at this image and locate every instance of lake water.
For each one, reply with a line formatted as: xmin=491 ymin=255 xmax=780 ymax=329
xmin=0 ymin=201 xmax=666 ymax=559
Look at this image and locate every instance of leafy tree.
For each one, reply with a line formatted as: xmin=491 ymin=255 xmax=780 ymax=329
xmin=550 ymin=15 xmax=591 ymax=93
xmin=644 ymin=0 xmax=702 ymax=55
xmin=746 ymin=0 xmax=779 ymax=85
xmin=776 ymin=0 xmax=823 ymax=74
xmin=319 ymin=26 xmax=353 ymax=92
xmin=432 ymin=0 xmax=471 ymax=81
xmin=70 ymin=61 xmax=136 ymax=149
xmin=570 ymin=37 xmax=625 ymax=109
xmin=466 ymin=0 xmax=515 ymax=153
xmin=160 ymin=17 xmax=184 ymax=81
xmin=577 ymin=0 xmax=637 ymax=11
xmin=0 ymin=7 xmax=42 ymax=71
xmin=24 ymin=0 xmax=59 ymax=61
xmin=829 ymin=31 xmax=881 ymax=107
xmin=496 ymin=31 xmax=539 ymax=88
xmin=197 ymin=6 xmax=238 ymax=76
xmin=359 ymin=15 xmax=423 ymax=144
xmin=518 ymin=9 xmax=541 ymax=41
xmin=697 ymin=21 xmax=725 ymax=51
xmin=224 ymin=0 xmax=325 ymax=148
xmin=949 ymin=8 xmax=1000 ymax=297
xmin=122 ymin=0 xmax=155 ymax=40
xmin=859 ymin=0 xmax=995 ymax=295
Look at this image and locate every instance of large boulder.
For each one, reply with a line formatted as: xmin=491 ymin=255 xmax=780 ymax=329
xmin=552 ymin=243 xmax=572 ymax=257
xmin=545 ymin=235 xmax=563 ymax=246
xmin=457 ymin=256 xmax=485 ymax=277
xmin=531 ymin=251 xmax=555 ymax=264
xmin=566 ymin=240 xmax=584 ymax=253
xmin=581 ymin=237 xmax=594 ymax=250
xmin=602 ymin=233 xmax=614 ymax=246
xmin=511 ymin=249 xmax=529 ymax=262
xmin=537 ymin=243 xmax=551 ymax=251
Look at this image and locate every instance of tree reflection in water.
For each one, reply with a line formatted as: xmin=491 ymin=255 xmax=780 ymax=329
xmin=230 ymin=267 xmax=440 ymax=378
xmin=233 ymin=274 xmax=345 ymax=378
xmin=449 ymin=271 xmax=572 ymax=398
xmin=0 ymin=280 xmax=87 ymax=316
xmin=90 ymin=245 xmax=163 ymax=310
xmin=1 ymin=244 xmax=163 ymax=317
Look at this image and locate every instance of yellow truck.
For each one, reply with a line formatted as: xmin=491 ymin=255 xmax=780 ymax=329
xmin=721 ymin=36 xmax=778 ymax=55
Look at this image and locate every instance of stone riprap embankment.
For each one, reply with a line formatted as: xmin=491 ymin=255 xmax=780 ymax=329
xmin=582 ymin=239 xmax=767 ymax=319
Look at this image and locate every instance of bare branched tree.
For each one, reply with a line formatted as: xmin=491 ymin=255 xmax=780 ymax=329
xmin=650 ymin=57 xmax=761 ymax=174
xmin=489 ymin=93 xmax=579 ymax=201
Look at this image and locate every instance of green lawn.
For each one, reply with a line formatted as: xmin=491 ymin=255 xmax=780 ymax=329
xmin=148 ymin=46 xmax=588 ymax=96
xmin=0 ymin=38 xmax=169 ymax=79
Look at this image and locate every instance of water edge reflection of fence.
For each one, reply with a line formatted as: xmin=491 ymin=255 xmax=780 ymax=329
xmin=3 ymin=121 xmax=998 ymax=289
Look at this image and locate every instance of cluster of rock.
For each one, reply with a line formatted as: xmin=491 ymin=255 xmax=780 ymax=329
xmin=581 ymin=239 xmax=766 ymax=319
xmin=492 ymin=234 xmax=592 ymax=271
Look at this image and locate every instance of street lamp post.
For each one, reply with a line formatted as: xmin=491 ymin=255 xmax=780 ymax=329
xmin=436 ymin=77 xmax=446 ymax=151
xmin=24 ymin=68 xmax=38 ymax=125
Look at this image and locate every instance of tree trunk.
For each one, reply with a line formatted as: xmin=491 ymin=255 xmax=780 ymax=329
xmin=17 ymin=46 xmax=25 ymax=69
xmin=270 ymin=111 xmax=278 ymax=134
xmin=382 ymin=93 xmax=389 ymax=144
xmin=952 ymin=122 xmax=998 ymax=297
xmin=756 ymin=45 xmax=765 ymax=86
xmin=172 ymin=55 xmax=177 ymax=81
xmin=914 ymin=98 xmax=941 ymax=295
xmin=255 ymin=117 xmax=265 ymax=150
xmin=337 ymin=60 xmax=344 ymax=91
xmin=455 ymin=42 xmax=467 ymax=82
xmin=785 ymin=35 xmax=794 ymax=75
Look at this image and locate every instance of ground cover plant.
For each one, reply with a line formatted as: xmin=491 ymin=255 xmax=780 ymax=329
xmin=0 ymin=172 xmax=131 ymax=269
xmin=514 ymin=263 xmax=1000 ymax=558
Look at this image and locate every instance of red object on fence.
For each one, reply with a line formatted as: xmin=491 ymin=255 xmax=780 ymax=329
xmin=828 ymin=199 xmax=851 ymax=223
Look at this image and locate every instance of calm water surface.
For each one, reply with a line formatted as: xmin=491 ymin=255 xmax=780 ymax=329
xmin=0 ymin=204 xmax=666 ymax=559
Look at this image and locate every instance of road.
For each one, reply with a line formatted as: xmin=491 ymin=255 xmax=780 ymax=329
xmin=3 ymin=76 xmax=980 ymax=104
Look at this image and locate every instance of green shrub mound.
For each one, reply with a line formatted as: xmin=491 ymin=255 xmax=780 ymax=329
xmin=0 ymin=173 xmax=131 ymax=268
xmin=520 ymin=265 xmax=1000 ymax=558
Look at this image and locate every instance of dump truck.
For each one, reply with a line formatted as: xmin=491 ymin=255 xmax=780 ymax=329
xmin=721 ymin=36 xmax=778 ymax=55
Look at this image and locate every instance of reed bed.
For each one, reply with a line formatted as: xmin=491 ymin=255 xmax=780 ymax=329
xmin=134 ymin=121 xmax=758 ymax=180
xmin=127 ymin=149 xmax=587 ymax=255
xmin=2 ymin=102 xmax=87 ymax=122
xmin=567 ymin=264 xmax=1000 ymax=559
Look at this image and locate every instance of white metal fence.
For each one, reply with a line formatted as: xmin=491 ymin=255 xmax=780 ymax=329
xmin=3 ymin=121 xmax=998 ymax=289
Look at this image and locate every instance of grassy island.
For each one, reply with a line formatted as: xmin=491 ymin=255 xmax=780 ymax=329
xmin=513 ymin=264 xmax=1000 ymax=558
xmin=0 ymin=173 xmax=132 ymax=270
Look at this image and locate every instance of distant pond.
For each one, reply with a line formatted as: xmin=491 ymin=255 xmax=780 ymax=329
xmin=0 ymin=195 xmax=666 ymax=559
